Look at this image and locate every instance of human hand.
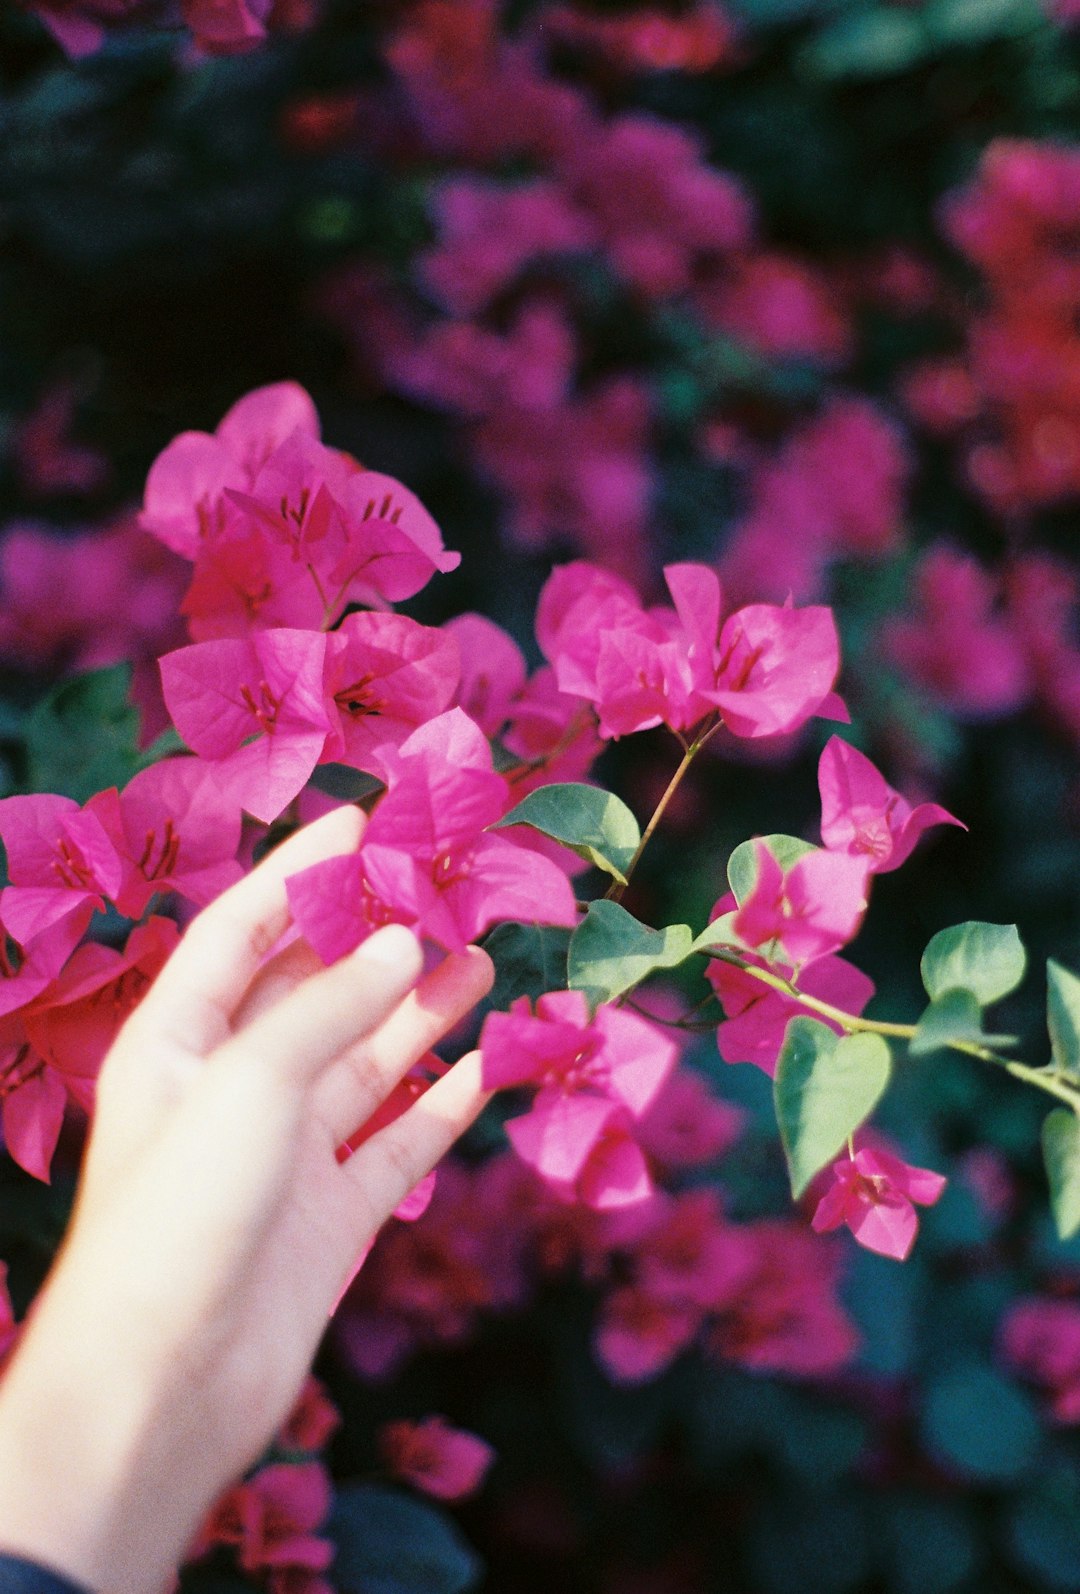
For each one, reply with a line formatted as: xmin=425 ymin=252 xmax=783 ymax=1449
xmin=0 ymin=804 xmax=494 ymax=1594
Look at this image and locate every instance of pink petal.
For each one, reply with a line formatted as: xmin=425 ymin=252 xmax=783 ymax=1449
xmin=2 ymin=1067 xmax=67 ymax=1182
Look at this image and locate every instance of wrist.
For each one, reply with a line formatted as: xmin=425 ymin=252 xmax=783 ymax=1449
xmin=0 ymin=1263 xmax=213 ymax=1594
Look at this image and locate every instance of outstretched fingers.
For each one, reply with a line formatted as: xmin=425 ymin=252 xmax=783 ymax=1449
xmin=338 ymin=1048 xmax=492 ymax=1240
xmin=212 ymin=923 xmax=425 ymax=1091
xmin=132 ymin=805 xmax=364 ymax=1057
xmin=313 ymin=945 xmax=493 ymax=1147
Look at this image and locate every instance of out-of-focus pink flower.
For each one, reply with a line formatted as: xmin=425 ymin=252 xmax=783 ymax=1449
xmin=277 ymin=1377 xmax=341 ymax=1454
xmin=14 ymin=377 xmax=110 ymax=498
xmin=708 ymin=1220 xmax=859 ymax=1377
xmin=0 ymin=518 xmax=187 ymax=675
xmin=720 ymin=399 xmax=910 ymax=606
xmin=197 ymin=1461 xmax=334 ymax=1594
xmin=885 ymin=546 xmax=1031 ymax=719
xmin=1001 ymin=1297 xmax=1080 ymax=1422
xmin=637 ymin=1065 xmax=744 ymax=1167
xmin=701 ymin=253 xmax=852 ymax=365
xmin=381 ymin=1415 xmax=495 ymax=1500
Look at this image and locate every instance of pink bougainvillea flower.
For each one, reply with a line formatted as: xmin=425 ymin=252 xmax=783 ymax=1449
xmin=811 ymin=1146 xmax=946 ymax=1261
xmin=445 ymin=613 xmax=528 ymax=735
xmin=710 ymin=945 xmax=875 ymax=1076
xmin=1000 ymin=1298 xmax=1080 ymax=1423
xmin=0 ymin=916 xmax=179 ymax=1181
xmin=0 ymin=792 xmax=120 ymax=953
xmin=380 ymin=1416 xmax=495 ymax=1500
xmin=0 ymin=1017 xmax=68 ymax=1183
xmin=290 ymin=710 xmax=577 ymax=960
xmin=733 ymin=840 xmax=871 ymax=967
xmin=481 ymin=990 xmax=676 ymax=1208
xmin=331 ymin=469 xmax=461 ymax=608
xmin=536 ymin=559 xmax=844 ymax=741
xmin=197 ymin=1461 xmax=334 ymax=1590
xmin=141 ymin=381 xmax=320 ymax=557
xmin=635 ymin=1188 xmax=756 ymax=1310
xmin=222 ymin=432 xmax=348 ymax=566
xmin=636 ymin=1064 xmax=744 ymax=1168
xmin=818 ymin=736 xmax=965 ymax=873
xmin=82 ymin=759 xmax=244 ymax=919
xmin=24 ymin=917 xmax=179 ymax=1096
xmin=594 ymin=1285 xmax=702 ymax=1384
xmin=707 ymin=601 xmax=842 ymax=738
xmin=321 ymin=610 xmax=460 ymax=770
xmin=708 ymin=1220 xmax=859 ymax=1378
xmin=361 ymin=710 xmax=577 ymax=953
xmin=286 ymin=847 xmax=420 ymax=969
xmin=535 ymin=560 xmax=646 ymax=699
xmin=160 ymin=629 xmax=331 ymax=824
xmin=277 ymin=1377 xmax=341 ymax=1454
xmin=505 ymin=1093 xmax=655 ymax=1210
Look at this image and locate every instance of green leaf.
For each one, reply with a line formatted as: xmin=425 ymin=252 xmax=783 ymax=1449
xmin=1042 ymin=1109 xmax=1080 ymax=1240
xmin=802 ymin=8 xmax=927 ymax=79
xmin=1048 ymin=961 xmax=1080 ymax=1077
xmin=920 ymin=922 xmax=1026 ymax=1007
xmin=330 ymin=1484 xmax=482 ymax=1594
xmin=924 ymin=0 xmax=1042 ymax=45
xmin=25 ymin=665 xmax=145 ymax=802
xmin=910 ymin=988 xmax=1017 ymax=1057
xmin=568 ymin=901 xmax=693 ymax=1010
xmin=691 ymin=910 xmax=742 ymax=955
xmin=483 ymin=922 xmax=571 ymax=1010
xmin=774 ymin=1018 xmax=892 ymax=1198
xmin=727 ymin=834 xmax=817 ymax=905
xmin=922 ymin=1363 xmax=1040 ymax=1483
xmin=493 ymin=783 xmax=640 ymax=884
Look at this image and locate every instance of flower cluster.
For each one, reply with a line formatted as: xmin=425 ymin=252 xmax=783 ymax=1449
xmin=21 ymin=0 xmax=316 ymax=58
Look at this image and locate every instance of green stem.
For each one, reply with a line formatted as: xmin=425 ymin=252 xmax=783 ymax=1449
xmin=607 ymin=720 xmax=719 ymax=903
xmin=704 ymin=947 xmax=1080 ymax=1114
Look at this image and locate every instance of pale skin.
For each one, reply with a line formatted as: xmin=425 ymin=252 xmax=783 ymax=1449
xmin=0 ymin=804 xmax=495 ymax=1594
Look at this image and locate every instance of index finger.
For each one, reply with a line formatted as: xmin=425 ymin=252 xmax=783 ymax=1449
xmin=132 ymin=804 xmax=365 ymax=1057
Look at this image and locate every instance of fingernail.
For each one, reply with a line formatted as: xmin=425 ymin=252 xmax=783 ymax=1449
xmin=360 ymin=923 xmax=423 ymax=973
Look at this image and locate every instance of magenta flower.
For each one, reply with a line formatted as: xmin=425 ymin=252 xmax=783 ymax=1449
xmin=445 ymin=613 xmax=528 ymax=735
xmin=380 ymin=1415 xmax=495 ymax=1500
xmin=481 ymin=989 xmax=676 ymax=1208
xmin=289 ymin=710 xmax=577 ymax=959
xmin=708 ymin=1220 xmax=858 ymax=1377
xmin=197 ymin=1461 xmax=333 ymax=1592
xmin=0 ymin=792 xmax=121 ymax=951
xmin=707 ymin=601 xmax=843 ymax=738
xmin=637 ymin=1064 xmax=744 ymax=1168
xmin=85 ymin=759 xmax=244 ymax=918
xmin=0 ymin=917 xmax=177 ymax=1181
xmin=160 ymin=629 xmax=332 ymax=824
xmin=142 ymin=381 xmax=320 ymax=558
xmin=594 ymin=1285 xmax=701 ymax=1384
xmin=811 ymin=1146 xmax=946 ymax=1261
xmin=1000 ymin=1297 xmax=1080 ymax=1423
xmin=733 ymin=840 xmax=871 ymax=967
xmin=322 ymin=610 xmax=460 ymax=770
xmin=711 ymin=947 xmax=875 ymax=1076
xmin=536 ymin=559 xmax=844 ymax=741
xmin=818 ymin=736 xmax=965 ymax=872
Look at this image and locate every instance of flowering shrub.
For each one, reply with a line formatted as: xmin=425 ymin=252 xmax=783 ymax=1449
xmin=2 ymin=3 xmax=1080 ymax=1592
